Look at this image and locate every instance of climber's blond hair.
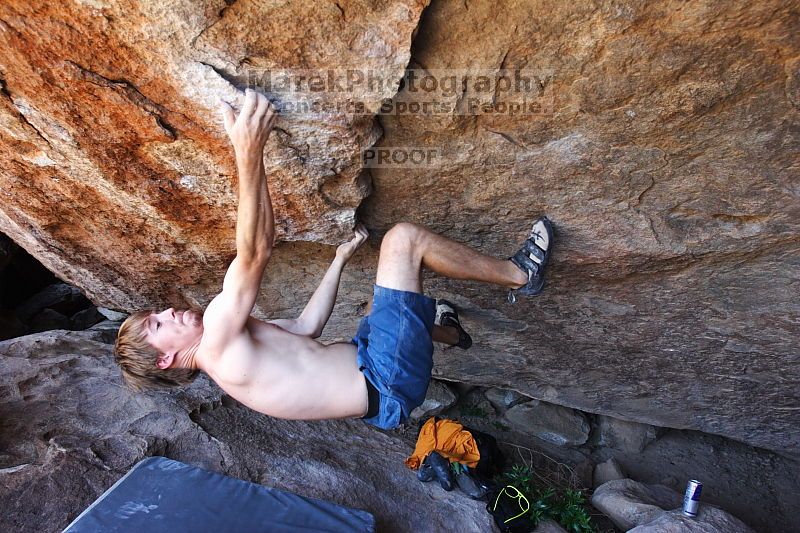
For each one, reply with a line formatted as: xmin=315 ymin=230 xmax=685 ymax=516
xmin=113 ymin=310 xmax=199 ymax=391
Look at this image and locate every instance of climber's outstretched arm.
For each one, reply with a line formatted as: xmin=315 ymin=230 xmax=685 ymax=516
xmin=224 ymin=89 xmax=277 ymax=262
xmin=270 ymin=225 xmax=368 ymax=338
xmin=203 ymin=89 xmax=277 ymax=351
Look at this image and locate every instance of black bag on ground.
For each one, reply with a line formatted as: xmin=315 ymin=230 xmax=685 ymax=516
xmin=463 ymin=426 xmax=505 ymax=480
xmin=486 ymin=484 xmax=533 ymax=533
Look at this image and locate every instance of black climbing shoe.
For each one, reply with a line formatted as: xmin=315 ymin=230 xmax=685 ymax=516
xmin=417 ymin=458 xmax=435 ymax=482
xmin=435 ymin=299 xmax=472 ymax=350
xmin=425 ymin=451 xmax=454 ymax=491
xmin=508 ymin=216 xmax=554 ymax=303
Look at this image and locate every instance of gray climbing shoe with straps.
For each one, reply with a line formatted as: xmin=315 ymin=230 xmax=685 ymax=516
xmin=508 ymin=216 xmax=554 ymax=303
xmin=435 ymin=299 xmax=473 ymax=349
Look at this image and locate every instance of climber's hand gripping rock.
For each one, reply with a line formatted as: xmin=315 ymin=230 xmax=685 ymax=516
xmin=336 ymin=224 xmax=369 ymax=263
xmin=219 ymin=88 xmax=277 ymax=157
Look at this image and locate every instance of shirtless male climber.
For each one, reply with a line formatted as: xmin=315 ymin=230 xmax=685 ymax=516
xmin=114 ymin=88 xmax=554 ymax=430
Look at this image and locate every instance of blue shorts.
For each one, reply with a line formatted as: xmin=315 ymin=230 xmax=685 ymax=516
xmin=350 ymin=284 xmax=436 ymax=430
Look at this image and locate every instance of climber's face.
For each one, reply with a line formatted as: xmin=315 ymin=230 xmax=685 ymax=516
xmin=145 ymin=308 xmax=204 ymax=369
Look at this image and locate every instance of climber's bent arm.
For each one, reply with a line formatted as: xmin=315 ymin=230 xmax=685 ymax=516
xmin=267 ymin=225 xmax=367 ymax=338
xmin=284 ymin=255 xmax=347 ymax=338
xmin=268 ymin=226 xmax=367 ymax=338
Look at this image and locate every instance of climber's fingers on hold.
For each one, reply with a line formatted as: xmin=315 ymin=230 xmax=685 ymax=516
xmin=260 ymin=99 xmax=277 ymax=126
xmin=219 ymin=100 xmax=235 ymax=133
xmin=240 ymin=88 xmax=258 ymax=121
xmin=254 ymin=92 xmax=270 ymax=121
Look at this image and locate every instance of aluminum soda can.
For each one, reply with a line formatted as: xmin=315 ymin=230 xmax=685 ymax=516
xmin=682 ymin=479 xmax=703 ymax=517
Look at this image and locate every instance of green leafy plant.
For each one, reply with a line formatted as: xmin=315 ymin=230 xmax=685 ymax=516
xmin=498 ymin=465 xmax=596 ymax=533
xmin=550 ymin=489 xmax=594 ymax=533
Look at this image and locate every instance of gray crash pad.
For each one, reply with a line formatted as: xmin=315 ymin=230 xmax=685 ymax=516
xmin=62 ymin=456 xmax=375 ymax=532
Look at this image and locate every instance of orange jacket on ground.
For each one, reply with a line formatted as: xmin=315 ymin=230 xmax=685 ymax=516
xmin=404 ymin=417 xmax=480 ymax=469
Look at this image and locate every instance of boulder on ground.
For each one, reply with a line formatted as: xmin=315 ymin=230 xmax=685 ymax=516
xmin=88 ymin=320 xmax=122 ymax=345
xmin=97 ymin=307 xmax=128 ymax=322
xmin=70 ymin=307 xmax=105 ymax=330
xmin=504 ymin=400 xmax=590 ymax=446
xmin=593 ymin=457 xmax=626 ymax=489
xmin=13 ymin=283 xmax=89 ymax=322
xmin=629 ymin=506 xmax=755 ymax=533
xmin=533 ymin=519 xmax=567 ymax=532
xmin=28 ymin=308 xmax=70 ymax=333
xmin=591 ymin=479 xmax=682 ymax=531
xmin=591 ymin=415 xmax=659 ymax=453
xmin=572 ymin=458 xmax=595 ymax=490
xmin=410 ymin=379 xmax=458 ymax=420
xmin=485 ymin=387 xmax=529 ymax=413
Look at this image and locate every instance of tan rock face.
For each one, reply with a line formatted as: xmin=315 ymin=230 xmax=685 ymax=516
xmin=1 ymin=1 xmax=799 ymax=455
xmin=0 ymin=0 xmax=428 ymax=308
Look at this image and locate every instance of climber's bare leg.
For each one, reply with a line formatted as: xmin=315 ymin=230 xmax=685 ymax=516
xmin=432 ymin=324 xmax=460 ymax=345
xmin=375 ymin=222 xmax=527 ymax=294
xmin=363 ymin=291 xmax=460 ymax=345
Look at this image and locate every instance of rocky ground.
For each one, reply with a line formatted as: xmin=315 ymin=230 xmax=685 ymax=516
xmin=2 ymin=324 xmax=798 ymax=532
xmin=0 ymin=328 xmax=497 ymax=533
xmin=400 ymin=374 xmax=800 ymax=532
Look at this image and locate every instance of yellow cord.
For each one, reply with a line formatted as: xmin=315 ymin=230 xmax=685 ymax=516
xmin=491 ymin=485 xmax=530 ymax=524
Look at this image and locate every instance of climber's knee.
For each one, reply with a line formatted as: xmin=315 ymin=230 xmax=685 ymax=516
xmin=375 ymin=223 xmax=425 ymax=293
xmin=383 ymin=222 xmax=423 ymax=249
